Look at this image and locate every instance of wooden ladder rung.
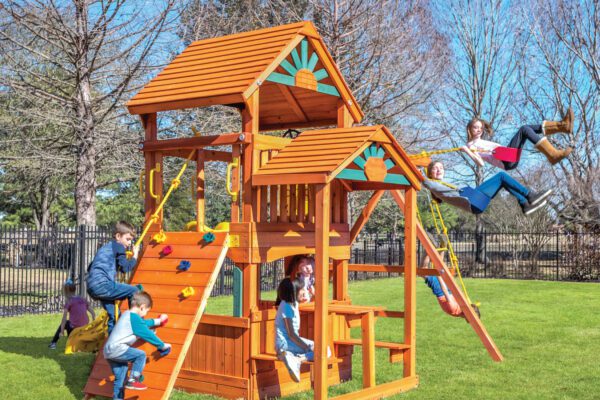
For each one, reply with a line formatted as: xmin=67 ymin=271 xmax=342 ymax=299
xmin=251 ymin=353 xmax=342 ymax=365
xmin=334 ymin=339 xmax=410 ymax=350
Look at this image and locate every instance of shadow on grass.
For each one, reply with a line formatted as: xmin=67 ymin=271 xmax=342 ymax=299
xmin=0 ymin=336 xmax=96 ymax=399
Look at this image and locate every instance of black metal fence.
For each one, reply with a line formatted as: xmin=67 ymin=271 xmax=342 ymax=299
xmin=1 ymin=226 xmax=599 ymax=317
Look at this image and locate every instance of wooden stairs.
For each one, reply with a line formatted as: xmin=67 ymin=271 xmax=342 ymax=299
xmin=83 ymin=232 xmax=230 ymax=400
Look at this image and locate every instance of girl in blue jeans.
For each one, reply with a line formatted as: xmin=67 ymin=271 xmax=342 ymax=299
xmin=423 ymin=161 xmax=552 ymax=215
xmin=274 ymin=277 xmax=330 ymax=383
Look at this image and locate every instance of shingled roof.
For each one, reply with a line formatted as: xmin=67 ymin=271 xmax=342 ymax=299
xmin=127 ymin=22 xmax=364 ymax=130
xmin=253 ymin=125 xmax=422 ymax=189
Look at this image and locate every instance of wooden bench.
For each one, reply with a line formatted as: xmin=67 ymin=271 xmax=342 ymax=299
xmin=334 ymin=339 xmax=409 ymax=364
xmin=251 ymin=353 xmax=342 ymax=375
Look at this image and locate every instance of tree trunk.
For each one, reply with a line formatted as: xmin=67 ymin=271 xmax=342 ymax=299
xmin=74 ymin=0 xmax=96 ymax=226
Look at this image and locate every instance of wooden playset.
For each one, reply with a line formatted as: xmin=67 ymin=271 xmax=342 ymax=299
xmin=83 ymin=21 xmax=502 ymax=400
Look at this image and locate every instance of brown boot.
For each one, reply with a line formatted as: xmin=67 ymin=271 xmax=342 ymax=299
xmin=535 ymin=137 xmax=572 ymax=165
xmin=543 ymin=107 xmax=574 ymax=135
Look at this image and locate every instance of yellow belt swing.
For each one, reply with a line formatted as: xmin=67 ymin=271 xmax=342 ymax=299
xmin=418 ymin=190 xmax=480 ymax=308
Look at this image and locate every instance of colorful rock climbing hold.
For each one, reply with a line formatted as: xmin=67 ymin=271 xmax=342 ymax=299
xmin=177 ymin=260 xmax=191 ymax=271
xmin=181 ymin=286 xmax=195 ymax=298
xmin=152 ymin=231 xmax=167 ymax=244
xmin=161 ymin=245 xmax=173 ymax=256
xmin=203 ymin=232 xmax=215 ymax=244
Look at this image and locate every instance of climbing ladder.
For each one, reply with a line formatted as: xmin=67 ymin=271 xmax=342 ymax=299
xmin=83 ymin=232 xmax=230 ymax=400
xmin=392 ymin=190 xmax=503 ymax=362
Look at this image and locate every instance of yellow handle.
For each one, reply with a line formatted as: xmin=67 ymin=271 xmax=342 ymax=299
xmin=149 ymin=163 xmax=161 ymax=200
xmin=138 ymin=170 xmax=145 ymax=198
xmin=226 ymin=157 xmax=240 ymax=202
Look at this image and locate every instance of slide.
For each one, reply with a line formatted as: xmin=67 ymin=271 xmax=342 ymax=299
xmin=83 ymin=232 xmax=230 ymax=400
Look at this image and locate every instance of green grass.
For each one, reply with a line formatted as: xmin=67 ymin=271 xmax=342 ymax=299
xmin=1 ymin=278 xmax=599 ymax=399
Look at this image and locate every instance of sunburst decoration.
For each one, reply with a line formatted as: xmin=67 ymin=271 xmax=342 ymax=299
xmin=337 ymin=144 xmax=409 ymax=185
xmin=266 ymin=39 xmax=340 ymax=96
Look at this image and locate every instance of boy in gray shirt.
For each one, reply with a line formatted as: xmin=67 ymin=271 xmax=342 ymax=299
xmin=104 ymin=291 xmax=169 ymax=400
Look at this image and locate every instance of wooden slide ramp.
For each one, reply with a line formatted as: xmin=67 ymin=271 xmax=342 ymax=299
xmin=391 ymin=190 xmax=503 ymax=362
xmin=83 ymin=232 xmax=230 ymax=400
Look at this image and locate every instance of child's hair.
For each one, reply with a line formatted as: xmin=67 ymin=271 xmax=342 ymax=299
xmin=113 ymin=221 xmax=136 ymax=237
xmin=63 ymin=280 xmax=77 ymax=296
xmin=466 ymin=117 xmax=494 ymax=141
xmin=131 ymin=291 xmax=153 ymax=308
xmin=426 ymin=160 xmax=443 ymax=179
xmin=275 ymin=277 xmax=299 ymax=306
xmin=293 ymin=277 xmax=306 ymax=291
xmin=285 ymin=254 xmax=314 ymax=277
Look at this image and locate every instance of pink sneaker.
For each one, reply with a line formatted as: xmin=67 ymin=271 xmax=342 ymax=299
xmin=125 ymin=378 xmax=147 ymax=391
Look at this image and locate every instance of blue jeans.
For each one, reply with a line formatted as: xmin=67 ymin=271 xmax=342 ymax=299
xmin=503 ymin=124 xmax=543 ymax=170
xmin=88 ymin=281 xmax=138 ymax=333
xmin=465 ymin=172 xmax=529 ymax=213
xmin=107 ymin=347 xmax=146 ymax=399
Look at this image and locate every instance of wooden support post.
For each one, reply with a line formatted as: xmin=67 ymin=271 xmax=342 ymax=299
xmin=241 ymin=263 xmax=258 ymax=382
xmin=242 ymin=91 xmax=259 ymax=223
xmin=336 ymin=99 xmax=353 ymax=128
xmin=196 ymin=150 xmax=205 ymax=232
xmin=142 ymin=113 xmax=160 ymax=233
xmin=391 ymin=190 xmax=503 ymax=362
xmin=349 ymin=190 xmax=385 ymax=245
xmin=361 ymin=310 xmax=376 ymax=388
xmin=314 ymin=183 xmax=331 ymax=400
xmin=403 ymin=188 xmax=417 ymax=378
xmin=231 ymin=145 xmax=240 ymax=223
xmin=332 ymin=259 xmax=348 ymax=301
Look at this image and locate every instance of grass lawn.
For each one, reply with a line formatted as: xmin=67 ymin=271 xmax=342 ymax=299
xmin=1 ymin=277 xmax=599 ymax=399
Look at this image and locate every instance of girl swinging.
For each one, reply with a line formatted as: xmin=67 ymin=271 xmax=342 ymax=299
xmin=461 ymin=108 xmax=574 ymax=169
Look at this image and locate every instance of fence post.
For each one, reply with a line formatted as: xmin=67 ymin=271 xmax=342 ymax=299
xmin=77 ymin=225 xmax=88 ymax=297
xmin=556 ymin=229 xmax=559 ymax=281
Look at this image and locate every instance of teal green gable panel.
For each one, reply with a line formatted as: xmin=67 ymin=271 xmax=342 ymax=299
xmin=266 ymin=72 xmax=295 ymax=86
xmin=301 ymin=39 xmax=308 ymax=68
xmin=317 ymin=83 xmax=340 ymax=96
xmin=353 ymin=155 xmax=366 ymax=169
xmin=313 ymin=69 xmax=328 ymax=81
xmin=291 ymin=48 xmax=302 ymax=69
xmin=337 ymin=169 xmax=368 ymax=181
xmin=383 ymin=173 xmax=410 ymax=185
xmin=307 ymin=52 xmax=319 ymax=71
xmin=384 ymin=159 xmax=396 ymax=169
xmin=280 ymin=59 xmax=297 ymax=76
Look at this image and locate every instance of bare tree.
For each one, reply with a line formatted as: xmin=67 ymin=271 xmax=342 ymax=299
xmin=517 ymin=0 xmax=600 ymax=231
xmin=0 ymin=0 xmax=176 ymax=226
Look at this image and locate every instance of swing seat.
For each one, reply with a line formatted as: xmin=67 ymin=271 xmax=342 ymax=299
xmin=459 ymin=187 xmax=490 ymax=214
xmin=492 ymin=146 xmax=521 ymax=162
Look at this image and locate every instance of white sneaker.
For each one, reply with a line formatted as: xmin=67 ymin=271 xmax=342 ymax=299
xmin=281 ymin=351 xmax=301 ymax=382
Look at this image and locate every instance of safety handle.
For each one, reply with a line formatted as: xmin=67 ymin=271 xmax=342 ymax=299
xmin=138 ymin=170 xmax=145 ymax=198
xmin=226 ymin=157 xmax=240 ymax=201
xmin=149 ymin=163 xmax=161 ymax=200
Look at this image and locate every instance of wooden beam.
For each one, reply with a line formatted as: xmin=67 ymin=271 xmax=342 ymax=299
xmin=350 ymin=182 xmax=413 ymax=191
xmin=277 ymin=84 xmax=309 ymax=122
xmin=196 ymin=150 xmax=205 ymax=232
xmin=349 ymin=190 xmax=384 ymax=245
xmin=391 ymin=189 xmax=503 ymax=362
xmin=330 ymin=376 xmax=419 ymax=400
xmin=252 ymin=172 xmax=328 ymax=186
xmin=253 ymin=133 xmax=292 ymax=150
xmin=332 ymin=259 xmax=349 ymax=301
xmin=337 ymin=99 xmax=353 ymax=128
xmin=345 ymin=264 xmax=440 ymax=276
xmin=403 ymin=187 xmax=417 ymax=378
xmin=361 ymin=311 xmax=376 ymax=388
xmin=141 ymin=132 xmax=250 ymax=152
xmin=242 ymin=91 xmax=259 ymax=223
xmin=314 ymin=183 xmax=331 ymax=400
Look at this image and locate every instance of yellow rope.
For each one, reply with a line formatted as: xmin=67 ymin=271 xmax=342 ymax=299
xmin=134 ymin=149 xmax=196 ymax=248
xmin=431 ymin=201 xmax=477 ymax=305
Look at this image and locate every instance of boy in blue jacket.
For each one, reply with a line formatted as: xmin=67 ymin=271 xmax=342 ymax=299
xmin=104 ymin=291 xmax=169 ymax=400
xmin=87 ymin=221 xmax=140 ymax=333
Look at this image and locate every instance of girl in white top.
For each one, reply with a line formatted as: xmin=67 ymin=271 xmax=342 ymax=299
xmin=461 ymin=109 xmax=574 ymax=169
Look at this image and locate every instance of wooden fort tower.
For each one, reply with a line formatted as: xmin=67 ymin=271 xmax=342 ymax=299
xmin=84 ymin=21 xmax=501 ymax=400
